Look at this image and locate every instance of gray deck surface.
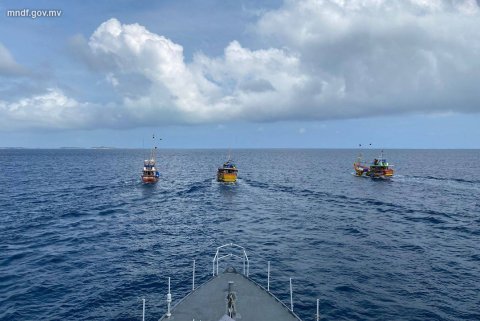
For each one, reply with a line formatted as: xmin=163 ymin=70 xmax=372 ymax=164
xmin=160 ymin=268 xmax=301 ymax=321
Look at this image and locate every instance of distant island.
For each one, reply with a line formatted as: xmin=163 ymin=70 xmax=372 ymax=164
xmin=59 ymin=146 xmax=116 ymax=149
xmin=1 ymin=146 xmax=118 ymax=149
xmin=0 ymin=147 xmax=27 ymax=149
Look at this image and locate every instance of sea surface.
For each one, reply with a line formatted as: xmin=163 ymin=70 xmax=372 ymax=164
xmin=0 ymin=149 xmax=479 ymax=321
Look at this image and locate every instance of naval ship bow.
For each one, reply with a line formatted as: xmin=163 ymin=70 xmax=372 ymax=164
xmin=140 ymin=243 xmax=320 ymax=321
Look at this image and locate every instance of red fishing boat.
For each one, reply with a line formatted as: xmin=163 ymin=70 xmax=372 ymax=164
xmin=141 ymin=135 xmax=160 ymax=183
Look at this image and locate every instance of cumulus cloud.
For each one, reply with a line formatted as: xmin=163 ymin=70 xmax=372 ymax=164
xmin=2 ymin=18 xmax=302 ymax=129
xmin=2 ymin=1 xmax=480 ymax=129
xmin=84 ymin=18 xmax=308 ymax=123
xmin=83 ymin=3 xmax=480 ymax=124
xmin=0 ymin=89 xmax=94 ymax=129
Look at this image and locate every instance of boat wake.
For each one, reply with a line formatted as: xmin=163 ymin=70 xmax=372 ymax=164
xmin=242 ymin=177 xmax=458 ymax=227
xmin=176 ymin=178 xmax=213 ymax=196
xmin=411 ymin=175 xmax=480 ymax=185
xmin=396 ymin=174 xmax=480 ymax=191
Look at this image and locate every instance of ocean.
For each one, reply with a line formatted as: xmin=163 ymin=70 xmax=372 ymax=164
xmin=0 ymin=149 xmax=479 ymax=321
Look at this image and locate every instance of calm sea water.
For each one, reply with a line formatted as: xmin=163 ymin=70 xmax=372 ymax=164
xmin=0 ymin=149 xmax=479 ymax=321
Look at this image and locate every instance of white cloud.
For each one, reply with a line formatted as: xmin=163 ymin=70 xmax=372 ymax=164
xmin=0 ymin=89 xmax=97 ymax=129
xmin=85 ymin=18 xmax=307 ymax=124
xmin=88 ymin=18 xmax=208 ymax=115
xmin=0 ymin=42 xmax=26 ymax=76
xmin=2 ymin=1 xmax=480 ymax=130
xmin=255 ymin=0 xmax=480 ymax=117
xmin=0 ymin=18 xmax=302 ymax=129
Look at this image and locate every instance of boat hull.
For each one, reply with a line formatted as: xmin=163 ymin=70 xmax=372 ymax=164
xmin=354 ymin=163 xmax=394 ymax=179
xmin=142 ymin=176 xmax=159 ymax=183
xmin=371 ymin=168 xmax=394 ymax=178
xmin=217 ymin=172 xmax=237 ymax=182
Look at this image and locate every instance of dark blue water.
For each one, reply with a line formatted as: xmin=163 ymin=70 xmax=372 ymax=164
xmin=1 ymin=149 xmax=479 ymax=321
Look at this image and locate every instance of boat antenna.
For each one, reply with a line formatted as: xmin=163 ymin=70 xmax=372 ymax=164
xmin=150 ymin=134 xmax=155 ymax=161
xmin=151 ymin=134 xmax=162 ymax=160
xmin=357 ymin=143 xmax=363 ymax=161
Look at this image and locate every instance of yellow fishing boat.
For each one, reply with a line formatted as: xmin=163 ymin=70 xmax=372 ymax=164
xmin=217 ymin=159 xmax=238 ymax=183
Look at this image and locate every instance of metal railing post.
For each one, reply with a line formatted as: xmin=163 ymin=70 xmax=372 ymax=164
xmin=243 ymin=255 xmax=245 ymax=275
xmin=289 ymin=278 xmax=293 ymax=312
xmin=192 ymin=259 xmax=196 ymax=291
xmin=212 ymin=256 xmax=215 ymax=276
xmin=142 ymin=298 xmax=145 ymax=321
xmin=166 ymin=277 xmax=172 ymax=318
xmin=267 ymin=261 xmax=270 ymax=292
xmin=245 ymin=251 xmax=249 ymax=276
xmin=316 ymin=298 xmax=320 ymax=321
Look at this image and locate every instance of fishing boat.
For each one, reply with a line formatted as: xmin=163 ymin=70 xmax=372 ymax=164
xmin=139 ymin=243 xmax=320 ymax=321
xmin=354 ymin=151 xmax=394 ymax=179
xmin=141 ymin=136 xmax=160 ymax=183
xmin=217 ymin=159 xmax=238 ymax=183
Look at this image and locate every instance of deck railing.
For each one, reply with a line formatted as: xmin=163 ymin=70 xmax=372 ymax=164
xmin=212 ymin=243 xmax=249 ymax=276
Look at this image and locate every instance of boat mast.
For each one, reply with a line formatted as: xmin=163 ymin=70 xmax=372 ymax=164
xmin=150 ymin=134 xmax=162 ymax=161
xmin=151 ymin=134 xmax=156 ymax=161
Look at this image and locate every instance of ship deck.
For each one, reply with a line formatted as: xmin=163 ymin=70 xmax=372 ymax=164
xmin=160 ymin=268 xmax=301 ymax=321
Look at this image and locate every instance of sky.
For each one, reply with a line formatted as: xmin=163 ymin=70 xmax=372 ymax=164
xmin=1 ymin=0 xmax=480 ymax=148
